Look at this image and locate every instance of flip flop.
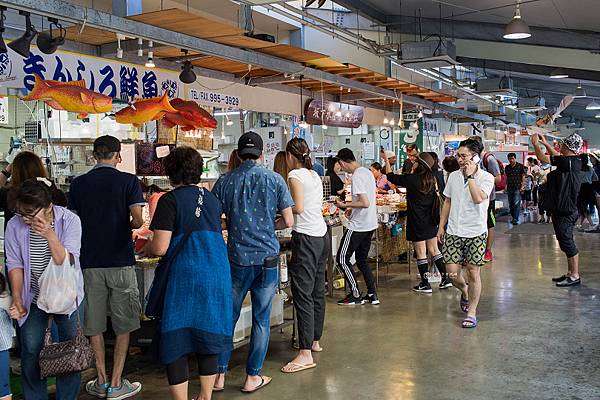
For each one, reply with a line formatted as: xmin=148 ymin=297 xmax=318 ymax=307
xmin=281 ymin=362 xmax=317 ymax=373
xmin=460 ymin=295 xmax=469 ymax=313
xmin=462 ymin=316 xmax=477 ymax=329
xmin=312 ymin=346 xmax=323 ymax=353
xmin=240 ymin=376 xmax=272 ymax=394
xmin=213 ymin=386 xmax=224 ymax=392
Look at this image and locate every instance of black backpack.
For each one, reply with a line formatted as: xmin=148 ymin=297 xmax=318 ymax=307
xmin=542 ymin=159 xmax=583 ymax=216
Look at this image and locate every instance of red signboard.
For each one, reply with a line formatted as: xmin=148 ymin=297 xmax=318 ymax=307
xmin=305 ymin=100 xmax=364 ymax=128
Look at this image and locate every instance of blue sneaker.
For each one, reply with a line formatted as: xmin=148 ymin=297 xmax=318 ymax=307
xmin=107 ymin=379 xmax=142 ymax=400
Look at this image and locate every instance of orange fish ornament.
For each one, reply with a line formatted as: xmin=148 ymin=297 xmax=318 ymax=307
xmin=162 ymin=98 xmax=218 ymax=131
xmin=115 ymin=93 xmax=177 ymax=127
xmin=22 ymin=74 xmax=113 ymax=119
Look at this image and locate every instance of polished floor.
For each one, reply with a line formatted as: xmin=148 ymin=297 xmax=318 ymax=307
xmin=82 ymin=222 xmax=600 ymax=400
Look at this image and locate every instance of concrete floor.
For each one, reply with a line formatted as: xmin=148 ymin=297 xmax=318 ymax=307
xmin=81 ymin=223 xmax=600 ymax=400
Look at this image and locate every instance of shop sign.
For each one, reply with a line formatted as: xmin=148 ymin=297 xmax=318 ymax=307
xmin=0 ymin=44 xmax=245 ymax=111
xmin=399 ymin=122 xmax=422 ymax=165
xmin=305 ymin=100 xmax=363 ymax=128
xmin=291 ymin=116 xmax=305 ymax=138
xmin=188 ymin=89 xmax=240 ymax=107
xmin=423 ymin=118 xmax=440 ymax=137
xmin=0 ymin=96 xmax=8 ymax=125
xmin=403 ymin=110 xmax=420 ymax=121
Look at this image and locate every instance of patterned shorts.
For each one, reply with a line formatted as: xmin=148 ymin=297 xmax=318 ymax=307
xmin=443 ymin=233 xmax=488 ymax=267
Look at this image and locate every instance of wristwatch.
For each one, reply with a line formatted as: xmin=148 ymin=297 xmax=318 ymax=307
xmin=466 ymin=175 xmax=475 ymax=180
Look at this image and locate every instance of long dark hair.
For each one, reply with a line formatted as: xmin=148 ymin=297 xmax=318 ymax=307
xmin=414 ymin=163 xmax=437 ymax=194
xmin=286 ymin=137 xmax=313 ymax=170
xmin=415 ymin=153 xmax=441 ymax=225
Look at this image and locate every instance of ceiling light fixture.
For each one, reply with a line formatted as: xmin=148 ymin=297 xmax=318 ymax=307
xmin=595 ymin=113 xmax=600 ymax=119
xmin=573 ymin=82 xmax=587 ymax=98
xmin=585 ymin=101 xmax=600 ymax=110
xmin=549 ymin=68 xmax=569 ymax=79
xmin=145 ymin=41 xmax=154 ymax=68
xmin=36 ymin=17 xmax=66 ymax=55
xmin=8 ymin=11 xmax=37 ymax=57
xmin=299 ymin=75 xmax=309 ymax=129
xmin=503 ymin=0 xmax=531 ymax=40
xmin=137 ymin=38 xmax=143 ymax=57
xmin=179 ymin=50 xmax=196 ymax=84
xmin=321 ymin=124 xmax=328 ymax=130
xmin=0 ymin=7 xmax=7 ymax=54
xmin=115 ymin=34 xmax=125 ymax=59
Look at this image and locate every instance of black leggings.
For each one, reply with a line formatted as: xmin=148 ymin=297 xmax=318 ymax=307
xmin=166 ymin=354 xmax=218 ymax=386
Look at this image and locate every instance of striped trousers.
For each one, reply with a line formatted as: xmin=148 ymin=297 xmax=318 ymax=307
xmin=336 ymin=229 xmax=376 ymax=298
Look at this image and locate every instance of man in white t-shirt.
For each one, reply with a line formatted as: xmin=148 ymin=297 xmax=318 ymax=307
xmin=437 ymin=138 xmax=494 ymax=329
xmin=334 ymin=148 xmax=379 ymax=306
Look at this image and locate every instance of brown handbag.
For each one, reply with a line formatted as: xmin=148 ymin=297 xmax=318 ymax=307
xmin=38 ymin=315 xmax=95 ymax=379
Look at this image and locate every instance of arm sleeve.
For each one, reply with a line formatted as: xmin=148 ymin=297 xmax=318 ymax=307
xmin=149 ymin=193 xmax=177 ymax=232
xmin=276 ymin=175 xmax=295 ymax=211
xmin=62 ymin=213 xmax=82 ymax=260
xmin=127 ymin=176 xmax=145 ymax=207
xmin=352 ymin=171 xmax=369 ymax=195
xmin=443 ymin=173 xmax=454 ymax=198
xmin=4 ymin=221 xmax=23 ymax=271
xmin=386 ymin=172 xmax=408 ymax=187
xmin=480 ymin=174 xmax=495 ymax=196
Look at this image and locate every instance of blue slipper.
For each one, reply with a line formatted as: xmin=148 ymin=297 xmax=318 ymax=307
xmin=462 ymin=316 xmax=477 ymax=328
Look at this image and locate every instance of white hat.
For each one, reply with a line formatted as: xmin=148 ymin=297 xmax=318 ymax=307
xmin=385 ymin=150 xmax=396 ymax=158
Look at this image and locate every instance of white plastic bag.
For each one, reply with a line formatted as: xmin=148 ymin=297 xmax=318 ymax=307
xmin=37 ymin=249 xmax=80 ymax=315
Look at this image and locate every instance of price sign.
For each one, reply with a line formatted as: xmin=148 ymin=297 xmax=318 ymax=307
xmin=0 ymin=97 xmax=8 ymax=125
xmin=188 ymin=89 xmax=240 ymax=107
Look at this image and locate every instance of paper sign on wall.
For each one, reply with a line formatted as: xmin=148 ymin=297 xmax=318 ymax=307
xmin=0 ymin=96 xmax=8 ymax=125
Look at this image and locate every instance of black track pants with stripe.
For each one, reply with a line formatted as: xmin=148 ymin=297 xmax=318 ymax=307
xmin=336 ymin=229 xmax=376 ymax=298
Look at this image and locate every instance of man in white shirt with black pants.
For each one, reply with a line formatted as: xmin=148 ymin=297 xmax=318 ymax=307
xmin=437 ymin=138 xmax=494 ymax=329
xmin=334 ymin=148 xmax=380 ymax=306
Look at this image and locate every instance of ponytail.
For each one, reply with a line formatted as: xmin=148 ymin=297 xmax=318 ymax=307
xmin=286 ymin=137 xmax=313 ymax=170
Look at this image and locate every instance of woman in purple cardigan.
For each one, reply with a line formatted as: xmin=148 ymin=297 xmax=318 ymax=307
xmin=5 ymin=178 xmax=83 ymax=400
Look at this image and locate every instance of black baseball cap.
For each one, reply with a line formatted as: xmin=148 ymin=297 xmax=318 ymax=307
xmin=238 ymin=131 xmax=263 ymax=157
xmin=335 ymin=148 xmax=356 ymax=162
xmin=93 ymin=135 xmax=121 ymax=153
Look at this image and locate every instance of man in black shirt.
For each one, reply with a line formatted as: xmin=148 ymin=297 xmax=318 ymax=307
xmin=504 ymin=153 xmax=526 ymax=225
xmin=532 ymin=133 xmax=585 ymax=287
xmin=69 ymin=136 xmax=145 ymax=399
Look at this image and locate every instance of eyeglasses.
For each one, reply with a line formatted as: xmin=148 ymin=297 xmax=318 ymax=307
xmin=455 ymin=153 xmax=472 ymax=160
xmin=15 ymin=207 xmax=42 ymax=220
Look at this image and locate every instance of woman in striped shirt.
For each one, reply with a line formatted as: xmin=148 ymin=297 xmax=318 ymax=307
xmin=5 ymin=178 xmax=83 ymax=400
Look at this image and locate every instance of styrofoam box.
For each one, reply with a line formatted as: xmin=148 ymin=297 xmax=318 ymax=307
xmin=233 ymin=304 xmax=252 ymax=343
xmin=270 ymin=293 xmax=284 ymax=327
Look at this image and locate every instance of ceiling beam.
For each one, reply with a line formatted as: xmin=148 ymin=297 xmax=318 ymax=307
xmin=1 ymin=0 xmax=491 ymax=121
xmin=458 ymin=57 xmax=600 ymax=82
xmin=387 ymin=17 xmax=600 ymax=51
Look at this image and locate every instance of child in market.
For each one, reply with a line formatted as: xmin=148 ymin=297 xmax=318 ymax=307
xmin=0 ymin=272 xmax=13 ymax=400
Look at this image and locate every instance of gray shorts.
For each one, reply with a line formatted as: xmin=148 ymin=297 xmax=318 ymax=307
xmin=83 ymin=266 xmax=141 ymax=336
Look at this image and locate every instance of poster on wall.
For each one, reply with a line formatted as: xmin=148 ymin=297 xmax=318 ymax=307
xmin=291 ymin=116 xmax=305 ymax=138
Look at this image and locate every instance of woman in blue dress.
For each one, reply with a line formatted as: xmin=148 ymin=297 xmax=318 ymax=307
xmin=145 ymin=147 xmax=232 ymax=400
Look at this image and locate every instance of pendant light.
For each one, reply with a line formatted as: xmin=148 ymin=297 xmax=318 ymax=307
xmin=585 ymin=101 xmax=600 ymax=110
xmin=299 ymin=76 xmax=309 ymax=129
xmin=8 ymin=11 xmax=37 ymax=57
xmin=137 ymin=38 xmax=143 ymax=57
xmin=573 ymin=82 xmax=587 ymax=98
xmin=179 ymin=50 xmax=196 ymax=84
xmin=382 ymin=98 xmax=389 ymax=125
xmin=36 ymin=18 xmax=66 ymax=55
xmin=549 ymin=68 xmax=568 ymax=79
xmin=145 ymin=41 xmax=155 ymax=68
xmin=335 ymin=87 xmax=343 ymax=117
xmin=503 ymin=0 xmax=531 ymax=40
xmin=595 ymin=113 xmax=600 ymax=119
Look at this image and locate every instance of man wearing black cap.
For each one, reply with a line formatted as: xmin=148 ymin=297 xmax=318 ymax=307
xmin=213 ymin=131 xmax=294 ymax=394
xmin=334 ymin=148 xmax=379 ymax=306
xmin=69 ymin=135 xmax=144 ymax=399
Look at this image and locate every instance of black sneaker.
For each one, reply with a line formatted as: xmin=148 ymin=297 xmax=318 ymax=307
xmin=439 ymin=278 xmax=453 ymax=289
xmin=552 ymin=275 xmax=568 ymax=282
xmin=412 ymin=282 xmax=433 ymax=293
xmin=337 ymin=294 xmax=365 ymax=305
xmin=362 ymin=293 xmax=380 ymax=305
xmin=556 ymin=277 xmax=581 ymax=287
xmin=511 ymin=219 xmax=519 ymax=225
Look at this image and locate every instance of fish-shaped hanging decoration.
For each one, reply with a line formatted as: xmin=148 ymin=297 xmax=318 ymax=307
xmin=115 ymin=93 xmax=177 ymax=127
xmin=21 ymin=74 xmax=113 ymax=119
xmin=161 ymin=98 xmax=218 ymax=131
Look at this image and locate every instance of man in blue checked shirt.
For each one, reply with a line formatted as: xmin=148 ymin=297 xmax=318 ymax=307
xmin=213 ymin=131 xmax=294 ymax=394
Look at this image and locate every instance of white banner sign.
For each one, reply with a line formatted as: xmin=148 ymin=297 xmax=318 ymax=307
xmin=0 ymin=45 xmax=242 ymax=109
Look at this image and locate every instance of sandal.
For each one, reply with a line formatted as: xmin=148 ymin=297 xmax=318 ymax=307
xmin=281 ymin=362 xmax=317 ymax=373
xmin=460 ymin=295 xmax=469 ymax=313
xmin=462 ymin=316 xmax=477 ymax=329
xmin=240 ymin=376 xmax=272 ymax=394
xmin=213 ymin=386 xmax=224 ymax=392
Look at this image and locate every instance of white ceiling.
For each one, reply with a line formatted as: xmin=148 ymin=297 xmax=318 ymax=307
xmin=361 ymin=0 xmax=600 ymax=32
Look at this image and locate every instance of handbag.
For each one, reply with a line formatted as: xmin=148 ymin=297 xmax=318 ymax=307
xmin=38 ymin=314 xmax=94 ymax=379
xmin=145 ymin=188 xmax=204 ymax=319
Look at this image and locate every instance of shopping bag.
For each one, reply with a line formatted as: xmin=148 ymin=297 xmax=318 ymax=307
xmin=37 ymin=249 xmax=80 ymax=315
